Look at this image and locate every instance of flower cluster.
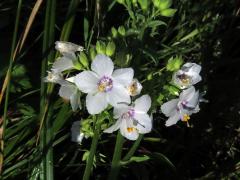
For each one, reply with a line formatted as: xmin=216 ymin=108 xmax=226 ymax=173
xmin=45 ymin=41 xmax=152 ymax=141
xmin=161 ymin=63 xmax=204 ymax=126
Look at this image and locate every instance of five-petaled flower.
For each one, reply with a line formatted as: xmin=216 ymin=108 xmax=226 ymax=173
xmin=104 ymin=95 xmax=152 ymax=140
xmin=173 ymin=63 xmax=202 ymax=89
xmin=161 ymin=86 xmax=200 ymax=127
xmin=74 ymin=54 xmax=134 ymax=114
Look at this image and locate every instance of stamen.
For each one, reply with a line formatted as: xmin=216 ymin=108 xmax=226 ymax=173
xmin=97 ymin=76 xmax=113 ymax=92
xmin=177 ymin=73 xmax=191 ymax=85
xmin=127 ymin=127 xmax=135 ymax=133
xmin=182 ymin=114 xmax=190 ymax=122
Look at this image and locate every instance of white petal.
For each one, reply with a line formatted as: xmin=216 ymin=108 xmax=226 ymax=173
xmin=179 ymin=86 xmax=195 ymax=101
xmin=161 ymin=99 xmax=179 ymax=117
xmin=103 ymin=119 xmax=122 ymax=133
xmin=71 ymin=121 xmax=84 ymax=143
xmin=191 ymin=74 xmax=202 ymax=85
xmin=70 ymin=91 xmax=81 ymax=111
xmin=107 ymin=85 xmax=130 ymax=107
xmin=188 ymin=63 xmax=201 ymax=74
xmin=165 ymin=111 xmax=180 ymax=127
xmin=74 ymin=71 xmax=99 ymax=93
xmin=113 ymin=105 xmax=129 ymax=119
xmin=52 ymin=54 xmax=75 ymax=72
xmin=59 ymin=83 xmax=76 ymax=100
xmin=86 ymin=92 xmax=108 ymax=114
xmin=134 ymin=95 xmax=151 ymax=113
xmin=91 ymin=54 xmax=114 ymax=76
xmin=134 ymin=113 xmax=152 ymax=134
xmin=187 ymin=90 xmax=199 ymax=108
xmin=55 ymin=41 xmax=84 ymax=54
xmin=127 ymin=78 xmax=143 ymax=96
xmin=120 ymin=119 xmax=139 ymax=141
xmin=112 ymin=68 xmax=134 ymax=86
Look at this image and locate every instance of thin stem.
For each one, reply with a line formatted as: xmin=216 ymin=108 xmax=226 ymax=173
xmin=108 ymin=131 xmax=124 ymax=180
xmin=0 ymin=0 xmax=22 ymax=175
xmin=39 ymin=0 xmax=55 ymax=179
xmin=83 ymin=116 xmax=101 ymax=180
xmin=122 ymin=134 xmax=144 ymax=161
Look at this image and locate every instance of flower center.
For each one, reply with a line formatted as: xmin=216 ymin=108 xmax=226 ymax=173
xmin=177 ymin=73 xmax=191 ymax=85
xmin=98 ymin=76 xmax=113 ymax=92
xmin=127 ymin=127 xmax=136 ymax=133
xmin=121 ymin=108 xmax=135 ymax=119
xmin=182 ymin=114 xmax=190 ymax=122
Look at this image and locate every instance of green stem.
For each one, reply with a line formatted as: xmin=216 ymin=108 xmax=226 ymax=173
xmin=0 ymin=0 xmax=22 ymax=175
xmin=108 ymin=131 xmax=124 ymax=180
xmin=83 ymin=116 xmax=101 ymax=180
xmin=122 ymin=134 xmax=144 ymax=161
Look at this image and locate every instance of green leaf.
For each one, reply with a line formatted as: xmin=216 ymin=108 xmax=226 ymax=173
xmin=147 ymin=20 xmax=167 ymax=28
xmin=151 ymin=152 xmax=176 ymax=172
xmin=121 ymin=155 xmax=150 ymax=165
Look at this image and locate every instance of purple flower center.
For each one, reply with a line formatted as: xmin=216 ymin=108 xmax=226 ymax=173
xmin=121 ymin=108 xmax=135 ymax=119
xmin=98 ymin=76 xmax=113 ymax=92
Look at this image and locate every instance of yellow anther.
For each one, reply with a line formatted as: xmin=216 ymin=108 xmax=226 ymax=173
xmin=128 ymin=84 xmax=137 ymax=95
xmin=182 ymin=114 xmax=190 ymax=122
xmin=98 ymin=84 xmax=105 ymax=92
xmin=127 ymin=127 xmax=135 ymax=133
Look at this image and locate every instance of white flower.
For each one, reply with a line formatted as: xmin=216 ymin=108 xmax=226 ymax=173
xmin=51 ymin=53 xmax=76 ymax=73
xmin=161 ymin=86 xmax=200 ymax=127
xmin=71 ymin=121 xmax=86 ymax=144
xmin=173 ymin=63 xmax=202 ymax=89
xmin=74 ymin=54 xmax=134 ymax=114
xmin=44 ymin=70 xmax=65 ymax=84
xmin=104 ymin=95 xmax=152 ymax=141
xmin=52 ymin=41 xmax=84 ymax=73
xmin=55 ymin=41 xmax=84 ymax=55
xmin=59 ymin=81 xmax=81 ymax=111
xmin=127 ymin=78 xmax=142 ymax=96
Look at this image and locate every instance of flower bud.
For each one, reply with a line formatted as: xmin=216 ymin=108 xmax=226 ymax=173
xmin=111 ymin=27 xmax=118 ymax=38
xmin=79 ymin=52 xmax=89 ymax=68
xmin=118 ymin=26 xmax=126 ymax=36
xmin=89 ymin=46 xmax=97 ymax=61
xmin=138 ymin=0 xmax=148 ymax=11
xmin=154 ymin=0 xmax=172 ymax=10
xmin=96 ymin=41 xmax=106 ymax=54
xmin=160 ymin=8 xmax=177 ymax=17
xmin=106 ymin=41 xmax=116 ymax=57
xmin=166 ymin=56 xmax=183 ymax=71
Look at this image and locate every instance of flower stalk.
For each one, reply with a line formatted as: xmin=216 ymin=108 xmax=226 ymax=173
xmin=108 ymin=131 xmax=124 ymax=180
xmin=123 ymin=134 xmax=143 ymax=161
xmin=83 ymin=115 xmax=101 ymax=180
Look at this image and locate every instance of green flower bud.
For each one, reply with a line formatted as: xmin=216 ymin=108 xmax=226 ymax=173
xmin=73 ymin=57 xmax=83 ymax=70
xmin=106 ymin=41 xmax=116 ymax=57
xmin=79 ymin=52 xmax=89 ymax=68
xmin=118 ymin=26 xmax=126 ymax=36
xmin=166 ymin=56 xmax=183 ymax=71
xmin=96 ymin=41 xmax=106 ymax=54
xmin=138 ymin=0 xmax=148 ymax=11
xmin=160 ymin=8 xmax=177 ymax=17
xmin=89 ymin=46 xmax=97 ymax=61
xmin=147 ymin=73 xmax=153 ymax=80
xmin=111 ymin=27 xmax=118 ymax=38
xmin=153 ymin=0 xmax=172 ymax=10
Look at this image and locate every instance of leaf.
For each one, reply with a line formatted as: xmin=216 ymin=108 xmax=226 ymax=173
xmin=147 ymin=20 xmax=167 ymax=28
xmin=151 ymin=152 xmax=176 ymax=172
xmin=121 ymin=155 xmax=150 ymax=165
